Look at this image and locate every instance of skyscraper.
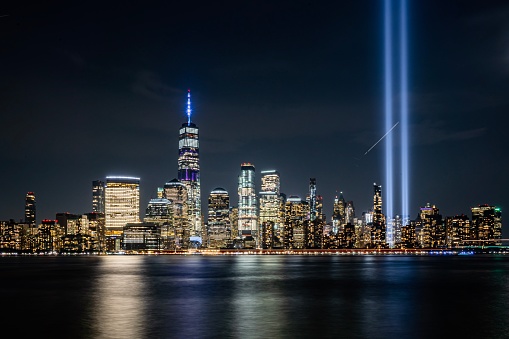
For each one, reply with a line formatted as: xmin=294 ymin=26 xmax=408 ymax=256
xmin=163 ymin=179 xmax=188 ymax=230
xmin=178 ymin=89 xmax=201 ymax=238
xmin=92 ymin=180 xmax=105 ymax=213
xmin=371 ymin=183 xmax=386 ymax=248
xmin=284 ymin=195 xmax=308 ymax=249
xmin=331 ymin=192 xmax=346 ymax=233
xmin=104 ymin=176 xmax=140 ymax=234
xmin=471 ymin=205 xmax=502 ymax=245
xmin=162 ymin=179 xmax=189 ymax=249
xmin=259 ymin=170 xmax=282 ymax=248
xmin=238 ymin=163 xmax=257 ymax=240
xmin=417 ymin=203 xmax=444 ymax=248
xmin=309 ymin=178 xmax=317 ymax=222
xmin=24 ymin=192 xmax=36 ymax=225
xmin=207 ymin=188 xmax=230 ymax=248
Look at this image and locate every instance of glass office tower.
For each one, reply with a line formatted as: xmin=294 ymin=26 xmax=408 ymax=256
xmin=238 ymin=163 xmax=257 ymax=239
xmin=178 ymin=89 xmax=202 ymax=237
xmin=104 ymin=176 xmax=140 ymax=234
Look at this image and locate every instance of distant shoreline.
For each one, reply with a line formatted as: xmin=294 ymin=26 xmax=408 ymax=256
xmin=2 ymin=248 xmax=508 ymax=256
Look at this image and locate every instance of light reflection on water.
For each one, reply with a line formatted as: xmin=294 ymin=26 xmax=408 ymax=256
xmin=2 ymin=255 xmax=509 ymax=338
xmin=89 ymin=256 xmax=149 ymax=339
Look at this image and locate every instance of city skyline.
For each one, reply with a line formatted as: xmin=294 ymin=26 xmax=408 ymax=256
xmin=1 ymin=1 xmax=508 ymax=233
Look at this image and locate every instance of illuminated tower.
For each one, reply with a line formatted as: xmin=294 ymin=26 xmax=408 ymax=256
xmin=104 ymin=176 xmax=140 ymax=234
xmin=332 ymin=192 xmax=346 ymax=233
xmin=309 ymin=178 xmax=317 ymax=221
xmin=163 ymin=179 xmax=188 ymax=249
xmin=92 ymin=180 xmax=105 ymax=213
xmin=238 ymin=163 xmax=257 ymax=239
xmin=259 ymin=170 xmax=281 ymax=248
xmin=24 ymin=192 xmax=36 ymax=225
xmin=207 ymin=188 xmax=230 ymax=248
xmin=371 ymin=183 xmax=386 ymax=248
xmin=471 ymin=205 xmax=502 ymax=245
xmin=417 ymin=203 xmax=443 ymax=248
xmin=178 ymin=89 xmax=202 ymax=237
xmin=284 ymin=196 xmax=308 ymax=249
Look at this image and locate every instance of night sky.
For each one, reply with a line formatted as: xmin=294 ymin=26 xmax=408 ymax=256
xmin=1 ymin=1 xmax=508 ymax=233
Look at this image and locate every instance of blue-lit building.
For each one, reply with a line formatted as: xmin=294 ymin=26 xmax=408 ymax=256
xmin=178 ymin=90 xmax=202 ymax=239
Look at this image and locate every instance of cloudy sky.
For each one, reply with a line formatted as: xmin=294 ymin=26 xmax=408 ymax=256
xmin=1 ymin=1 xmax=508 ymax=233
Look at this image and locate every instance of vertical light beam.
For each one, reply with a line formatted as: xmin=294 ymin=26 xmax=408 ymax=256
xmin=400 ymin=0 xmax=409 ymax=224
xmin=384 ymin=0 xmax=394 ymax=229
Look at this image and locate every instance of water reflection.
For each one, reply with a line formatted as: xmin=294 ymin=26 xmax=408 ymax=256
xmin=230 ymin=256 xmax=287 ymax=338
xmin=3 ymin=255 xmax=505 ymax=338
xmin=88 ymin=256 xmax=149 ymax=338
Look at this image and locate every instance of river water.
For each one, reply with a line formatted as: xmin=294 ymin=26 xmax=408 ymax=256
xmin=1 ymin=254 xmax=508 ymax=338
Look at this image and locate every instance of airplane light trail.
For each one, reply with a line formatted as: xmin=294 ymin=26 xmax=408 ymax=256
xmin=364 ymin=121 xmax=399 ymax=156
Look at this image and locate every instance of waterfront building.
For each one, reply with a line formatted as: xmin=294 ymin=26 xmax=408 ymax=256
xmin=238 ymin=163 xmax=257 ymax=241
xmin=284 ymin=195 xmax=309 ymax=249
xmin=177 ymin=89 xmax=202 ymax=238
xmin=445 ymin=214 xmax=470 ymax=248
xmin=399 ymin=221 xmax=418 ymax=248
xmin=471 ymin=205 xmax=502 ymax=245
xmin=144 ymin=198 xmax=173 ymax=225
xmin=371 ymin=183 xmax=386 ymax=248
xmin=25 ymin=192 xmax=36 ymax=225
xmin=259 ymin=170 xmax=281 ymax=248
xmin=417 ymin=203 xmax=444 ymax=248
xmin=85 ymin=212 xmax=105 ymax=253
xmin=144 ymin=198 xmax=173 ymax=249
xmin=104 ymin=176 xmax=140 ymax=236
xmin=123 ymin=222 xmax=161 ymax=251
xmin=162 ymin=179 xmax=188 ymax=249
xmin=37 ymin=219 xmax=64 ymax=253
xmin=207 ymin=188 xmax=230 ymax=249
xmin=0 ymin=219 xmax=31 ymax=252
xmin=92 ymin=180 xmax=105 ymax=213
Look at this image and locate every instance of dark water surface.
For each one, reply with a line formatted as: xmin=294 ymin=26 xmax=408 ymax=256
xmin=1 ymin=255 xmax=509 ymax=339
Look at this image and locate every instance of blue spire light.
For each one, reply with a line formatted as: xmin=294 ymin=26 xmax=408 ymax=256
xmin=187 ymin=89 xmax=192 ymax=125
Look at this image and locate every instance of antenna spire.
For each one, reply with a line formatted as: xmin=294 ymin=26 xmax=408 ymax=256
xmin=186 ymin=89 xmax=191 ymax=125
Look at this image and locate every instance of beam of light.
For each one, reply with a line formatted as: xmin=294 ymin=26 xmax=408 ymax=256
xmin=400 ymin=0 xmax=409 ymax=225
xmin=364 ymin=121 xmax=399 ymax=156
xmin=187 ymin=89 xmax=192 ymax=125
xmin=384 ymin=0 xmax=394 ymax=231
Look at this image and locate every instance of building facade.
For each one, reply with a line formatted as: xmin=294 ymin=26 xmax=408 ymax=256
xmin=207 ymin=188 xmax=230 ymax=248
xmin=104 ymin=176 xmax=140 ymax=234
xmin=177 ymin=89 xmax=202 ymax=238
xmin=92 ymin=180 xmax=105 ymax=213
xmin=371 ymin=183 xmax=386 ymax=248
xmin=238 ymin=163 xmax=257 ymax=240
xmin=25 ymin=192 xmax=36 ymax=225
xmin=259 ymin=170 xmax=282 ymax=248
